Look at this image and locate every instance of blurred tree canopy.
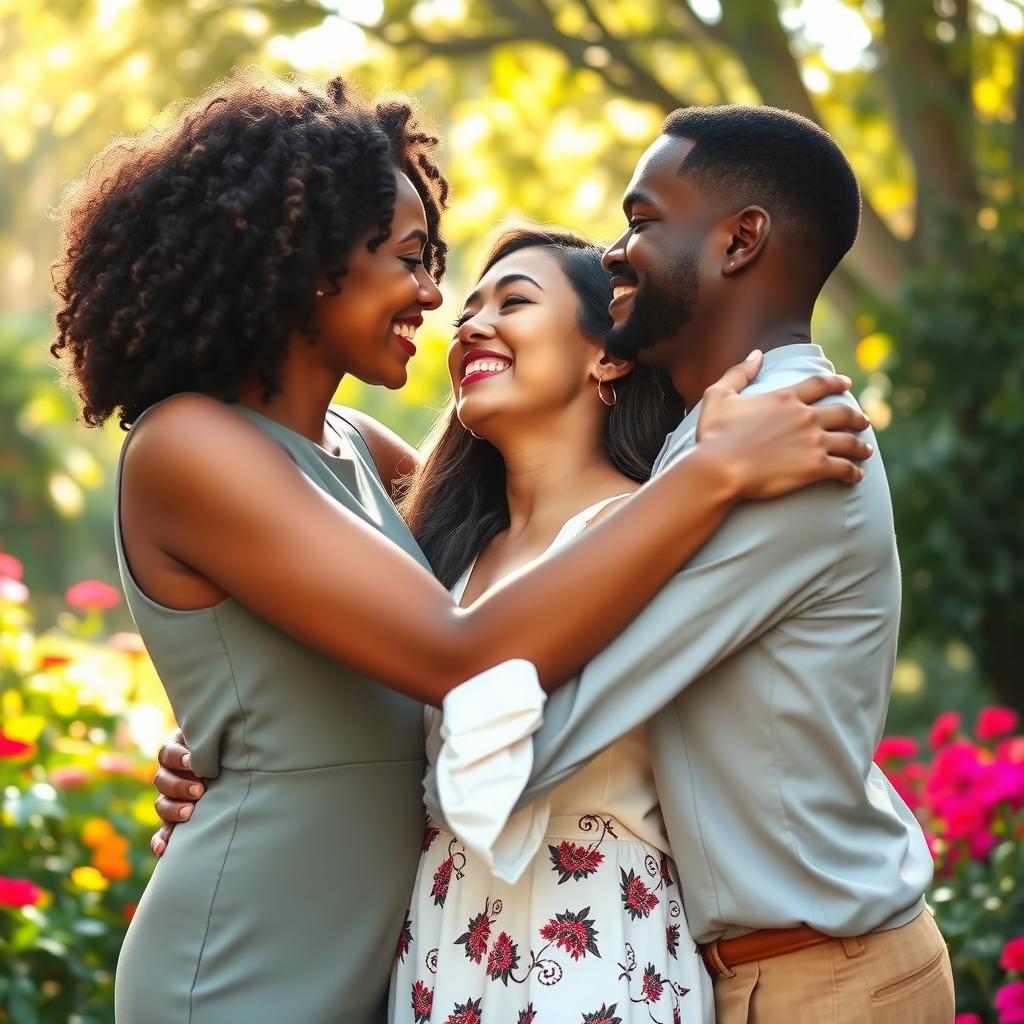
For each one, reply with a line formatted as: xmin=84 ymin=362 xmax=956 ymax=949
xmin=1 ymin=0 xmax=1021 ymax=711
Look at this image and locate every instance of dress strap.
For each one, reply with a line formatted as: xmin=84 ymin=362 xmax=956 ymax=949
xmin=550 ymin=492 xmax=633 ymax=548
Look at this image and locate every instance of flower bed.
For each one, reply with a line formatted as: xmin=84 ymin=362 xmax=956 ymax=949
xmin=2 ymin=549 xmax=1023 ymax=1021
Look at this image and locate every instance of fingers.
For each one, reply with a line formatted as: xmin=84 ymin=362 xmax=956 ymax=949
xmin=155 ymin=794 xmax=195 ymax=826
xmin=822 ymin=455 xmax=866 ymax=484
xmin=824 ymin=431 xmax=874 ymax=462
xmin=158 ymin=736 xmax=195 ymax=775
xmin=150 ymin=823 xmax=174 ymax=857
xmin=787 ymin=373 xmax=853 ymax=405
xmin=154 ymin=765 xmax=204 ymax=801
xmin=707 ymin=349 xmax=763 ymax=396
xmin=813 ymin=403 xmax=870 ymax=432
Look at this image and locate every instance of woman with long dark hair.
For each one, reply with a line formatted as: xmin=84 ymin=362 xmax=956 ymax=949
xmin=392 ymin=228 xmax=711 ymax=1022
xmin=53 ymin=69 xmax=870 ymax=1021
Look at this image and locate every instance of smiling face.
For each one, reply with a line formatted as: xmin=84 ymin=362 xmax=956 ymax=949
xmin=313 ymin=170 xmax=442 ymax=388
xmin=447 ymin=246 xmax=606 ymax=438
xmin=602 ymin=135 xmax=717 ymax=363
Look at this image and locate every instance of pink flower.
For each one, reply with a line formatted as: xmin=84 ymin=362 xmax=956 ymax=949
xmin=996 ymin=981 xmax=1024 ymax=1024
xmin=1001 ymin=936 xmax=1024 ymax=973
xmin=0 ymin=731 xmax=34 ymax=759
xmin=0 ymin=577 xmax=29 ymax=604
xmin=0 ymin=876 xmax=42 ymax=908
xmin=50 ymin=765 xmax=89 ymax=789
xmin=65 ymin=579 xmax=121 ymax=611
xmin=109 ymin=631 xmax=146 ymax=655
xmin=954 ymin=1015 xmax=983 ymax=1024
xmin=0 ymin=553 xmax=23 ymax=580
xmin=875 ymin=736 xmax=919 ymax=762
xmin=930 ymin=711 xmax=962 ymax=749
xmin=98 ymin=753 xmax=135 ymax=775
xmin=978 ymin=707 xmax=1020 ymax=742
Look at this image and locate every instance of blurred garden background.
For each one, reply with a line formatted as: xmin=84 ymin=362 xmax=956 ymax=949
xmin=1 ymin=0 xmax=1022 ymax=1020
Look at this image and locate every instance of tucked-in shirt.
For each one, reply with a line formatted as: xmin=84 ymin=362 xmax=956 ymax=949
xmin=430 ymin=344 xmax=933 ymax=944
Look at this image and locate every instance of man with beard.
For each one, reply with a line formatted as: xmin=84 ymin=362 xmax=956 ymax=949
xmin=435 ymin=106 xmax=954 ymax=1022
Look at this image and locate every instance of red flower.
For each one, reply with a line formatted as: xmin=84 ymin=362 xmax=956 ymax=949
xmin=0 ymin=553 xmax=23 ymax=580
xmin=995 ymin=981 xmax=1024 ymax=1024
xmin=673 ymin=1007 xmax=683 ymax=1024
xmin=666 ymin=923 xmax=680 ymax=959
xmin=122 ymin=902 xmax=138 ymax=923
xmin=581 ymin=1004 xmax=622 ymax=1024
xmin=0 ymin=731 xmax=34 ymax=759
xmin=548 ymin=840 xmax=604 ymax=884
xmin=396 ymin=912 xmax=413 ymax=963
xmin=444 ymin=997 xmax=482 ymax=1024
xmin=486 ymin=931 xmax=520 ymax=984
xmin=411 ymin=980 xmax=433 ymax=1023
xmin=658 ymin=852 xmax=674 ymax=887
xmin=517 ymin=1005 xmax=537 ymax=1024
xmin=620 ymin=868 xmax=659 ymax=920
xmin=953 ymin=1016 xmax=982 ymax=1024
xmin=539 ymin=906 xmax=600 ymax=960
xmin=455 ymin=909 xmax=491 ymax=964
xmin=65 ymin=579 xmax=121 ymax=611
xmin=0 ymin=876 xmax=42 ymax=908
xmin=431 ymin=857 xmax=453 ymax=907
xmin=875 ymin=736 xmax=919 ymax=763
xmin=930 ymin=711 xmax=962 ymax=749
xmin=978 ymin=706 xmax=1020 ymax=742
xmin=641 ymin=963 xmax=664 ymax=1002
xmin=423 ymin=824 xmax=440 ymax=852
xmin=1002 ymin=936 xmax=1024 ymax=973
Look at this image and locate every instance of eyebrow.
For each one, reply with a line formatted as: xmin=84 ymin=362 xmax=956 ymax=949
xmin=622 ymin=189 xmax=658 ymax=214
xmin=398 ymin=228 xmax=428 ymax=245
xmin=462 ymin=273 xmax=544 ymax=309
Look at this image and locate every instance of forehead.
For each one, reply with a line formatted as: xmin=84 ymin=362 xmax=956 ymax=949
xmin=394 ymin=170 xmax=427 ymax=226
xmin=623 ymin=135 xmax=698 ymax=209
xmin=472 ymin=246 xmax=567 ymax=294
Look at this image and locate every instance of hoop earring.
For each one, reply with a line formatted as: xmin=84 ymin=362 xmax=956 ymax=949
xmin=597 ymin=376 xmax=617 ymax=407
xmin=457 ymin=417 xmax=484 ymax=441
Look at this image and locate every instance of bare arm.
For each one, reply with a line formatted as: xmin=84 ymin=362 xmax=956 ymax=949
xmin=125 ymin=359 xmax=869 ymax=707
xmin=329 ymin=404 xmax=420 ymax=497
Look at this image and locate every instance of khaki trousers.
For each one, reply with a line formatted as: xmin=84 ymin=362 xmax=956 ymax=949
xmin=713 ymin=910 xmax=954 ymax=1024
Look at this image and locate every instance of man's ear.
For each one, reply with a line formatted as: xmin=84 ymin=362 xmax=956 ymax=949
xmin=722 ymin=206 xmax=771 ymax=275
xmin=591 ymin=350 xmax=634 ymax=384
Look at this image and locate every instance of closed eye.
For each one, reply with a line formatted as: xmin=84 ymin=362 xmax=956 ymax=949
xmin=401 ymin=256 xmax=424 ymax=269
xmin=500 ymin=294 xmax=530 ymax=310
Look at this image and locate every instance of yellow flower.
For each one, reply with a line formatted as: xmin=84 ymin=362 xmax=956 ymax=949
xmin=81 ymin=818 xmax=116 ymax=850
xmin=70 ymin=866 xmax=109 ymax=892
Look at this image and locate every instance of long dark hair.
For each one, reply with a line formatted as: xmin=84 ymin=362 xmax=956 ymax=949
xmin=399 ymin=226 xmax=684 ymax=589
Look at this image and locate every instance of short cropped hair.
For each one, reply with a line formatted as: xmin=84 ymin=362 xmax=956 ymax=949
xmin=662 ymin=105 xmax=861 ymax=281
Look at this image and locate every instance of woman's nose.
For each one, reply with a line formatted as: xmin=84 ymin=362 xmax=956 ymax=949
xmin=417 ymin=269 xmax=443 ymax=310
xmin=457 ymin=314 xmax=496 ymax=344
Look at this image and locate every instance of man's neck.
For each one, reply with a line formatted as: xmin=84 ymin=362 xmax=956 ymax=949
xmin=668 ymin=317 xmax=814 ymax=410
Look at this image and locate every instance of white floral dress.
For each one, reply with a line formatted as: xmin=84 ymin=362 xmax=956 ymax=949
xmin=389 ymin=499 xmax=714 ymax=1024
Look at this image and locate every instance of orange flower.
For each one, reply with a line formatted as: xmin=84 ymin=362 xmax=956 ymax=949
xmin=92 ymin=848 xmax=132 ymax=881
xmin=82 ymin=818 xmax=116 ymax=850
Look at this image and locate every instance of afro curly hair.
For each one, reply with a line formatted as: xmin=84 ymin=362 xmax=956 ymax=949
xmin=51 ymin=68 xmax=449 ymax=429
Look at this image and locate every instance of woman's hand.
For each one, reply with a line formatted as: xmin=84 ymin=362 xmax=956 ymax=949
xmin=149 ymin=730 xmax=202 ymax=856
xmin=696 ymin=351 xmax=872 ymax=501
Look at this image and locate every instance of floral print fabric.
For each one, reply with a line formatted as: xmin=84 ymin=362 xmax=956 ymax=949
xmin=390 ymin=814 xmax=713 ymax=1024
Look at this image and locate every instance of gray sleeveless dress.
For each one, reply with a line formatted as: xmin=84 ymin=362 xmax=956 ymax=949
xmin=113 ymin=403 xmax=428 ymax=1024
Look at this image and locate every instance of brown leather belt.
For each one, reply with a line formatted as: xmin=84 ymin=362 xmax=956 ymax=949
xmin=700 ymin=924 xmax=834 ymax=977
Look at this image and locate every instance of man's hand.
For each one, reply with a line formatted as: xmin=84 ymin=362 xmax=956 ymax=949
xmin=150 ymin=729 xmax=204 ymax=856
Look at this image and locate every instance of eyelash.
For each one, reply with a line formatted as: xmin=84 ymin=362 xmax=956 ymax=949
xmin=452 ymin=295 xmax=529 ymax=329
xmin=401 ymin=257 xmax=424 ymax=270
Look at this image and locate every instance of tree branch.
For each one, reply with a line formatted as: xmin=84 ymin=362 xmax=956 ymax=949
xmin=712 ymin=0 xmax=909 ymax=297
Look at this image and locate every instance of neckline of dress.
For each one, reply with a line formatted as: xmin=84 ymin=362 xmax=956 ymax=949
xmin=451 ymin=492 xmax=633 ymax=605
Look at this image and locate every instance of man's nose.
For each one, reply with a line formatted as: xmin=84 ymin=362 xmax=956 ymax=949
xmin=602 ymin=233 xmax=628 ymax=273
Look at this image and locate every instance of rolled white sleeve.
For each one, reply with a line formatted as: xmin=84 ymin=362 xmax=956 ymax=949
xmin=436 ymin=659 xmax=551 ymax=883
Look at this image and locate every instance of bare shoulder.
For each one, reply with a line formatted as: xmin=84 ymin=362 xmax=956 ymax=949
xmin=123 ymin=395 xmax=291 ymax=494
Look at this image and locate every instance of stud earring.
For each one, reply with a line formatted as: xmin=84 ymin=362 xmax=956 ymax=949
xmin=315 ymin=288 xmax=325 ymax=299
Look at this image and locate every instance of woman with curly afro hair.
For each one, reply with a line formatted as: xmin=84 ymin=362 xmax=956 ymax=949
xmin=53 ymin=70 xmax=869 ymax=1021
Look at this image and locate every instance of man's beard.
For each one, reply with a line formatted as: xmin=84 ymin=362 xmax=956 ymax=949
xmin=605 ymin=246 xmax=700 ymax=361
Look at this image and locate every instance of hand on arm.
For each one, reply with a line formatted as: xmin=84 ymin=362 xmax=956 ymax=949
xmin=127 ymin=355 xmax=868 ymax=707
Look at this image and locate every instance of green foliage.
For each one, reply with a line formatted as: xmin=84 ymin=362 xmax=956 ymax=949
xmin=880 ymin=199 xmax=1024 ymax=711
